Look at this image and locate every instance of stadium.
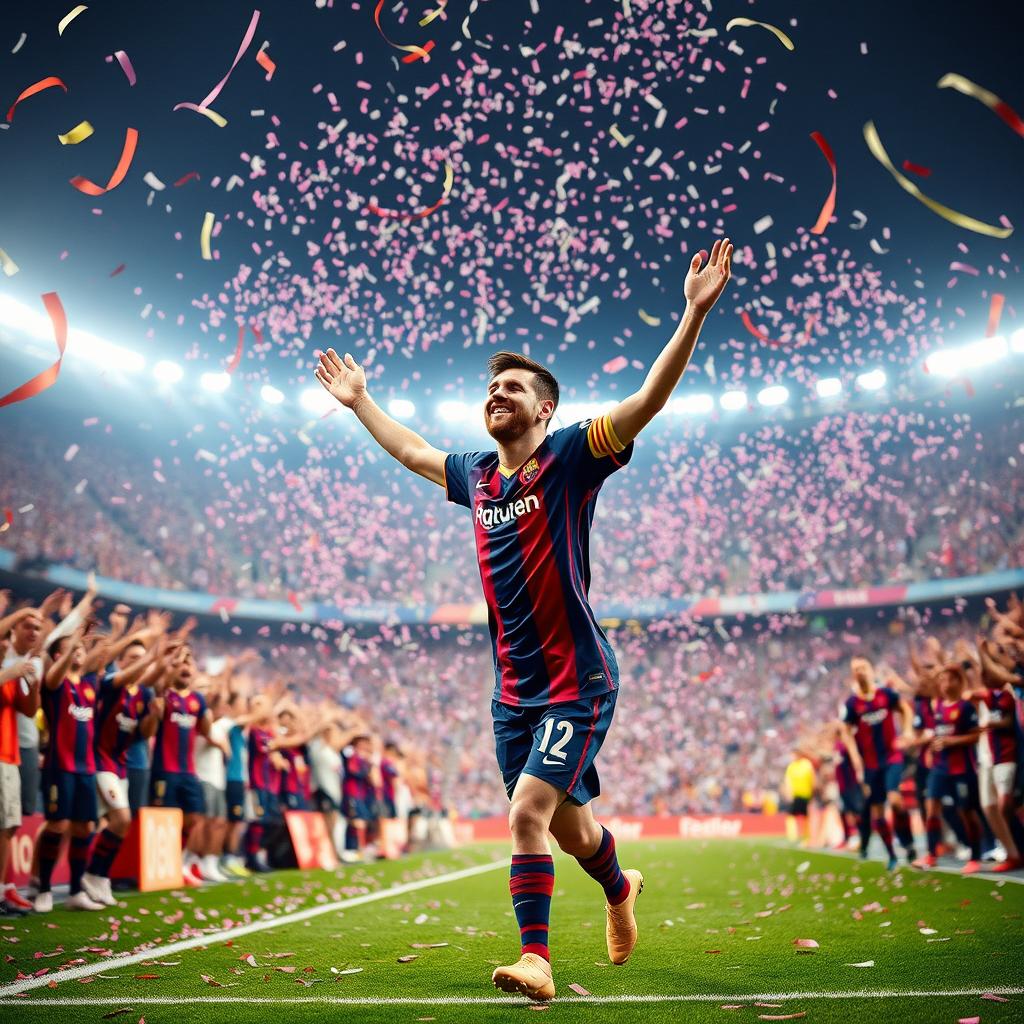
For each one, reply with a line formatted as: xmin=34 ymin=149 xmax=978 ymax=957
xmin=0 ymin=1 xmax=1022 ymax=1022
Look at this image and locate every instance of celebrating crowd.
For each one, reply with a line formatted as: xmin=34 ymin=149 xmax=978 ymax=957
xmin=1 ymin=408 xmax=1022 ymax=609
xmin=0 ymin=582 xmax=447 ymax=917
xmin=785 ymin=594 xmax=1024 ymax=874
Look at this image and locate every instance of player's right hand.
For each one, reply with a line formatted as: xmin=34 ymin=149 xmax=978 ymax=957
xmin=315 ymin=348 xmax=367 ymax=409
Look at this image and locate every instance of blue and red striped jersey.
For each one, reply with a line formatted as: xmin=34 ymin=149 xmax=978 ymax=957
xmin=248 ymin=726 xmax=279 ymax=791
xmin=977 ymin=688 xmax=1018 ymax=765
xmin=152 ymin=689 xmax=206 ymax=775
xmin=278 ymin=745 xmax=310 ymax=797
xmin=444 ymin=416 xmax=633 ymax=707
xmin=933 ymin=698 xmax=978 ymax=775
xmin=42 ymin=674 xmax=98 ymax=775
xmin=833 ymin=740 xmax=857 ymax=792
xmin=343 ymin=752 xmax=373 ymax=801
xmin=841 ymin=686 xmax=904 ymax=771
xmin=95 ymin=677 xmax=152 ymax=778
xmin=913 ymin=695 xmax=937 ymax=769
xmin=381 ymin=758 xmax=398 ymax=804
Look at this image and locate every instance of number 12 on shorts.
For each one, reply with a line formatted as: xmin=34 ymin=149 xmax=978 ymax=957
xmin=538 ymin=718 xmax=574 ymax=765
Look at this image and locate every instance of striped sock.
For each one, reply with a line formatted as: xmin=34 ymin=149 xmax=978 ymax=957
xmin=873 ymin=817 xmax=896 ymax=858
xmin=510 ymin=854 xmax=554 ymax=961
xmin=577 ymin=826 xmax=631 ymax=905
xmin=893 ymin=809 xmax=915 ymax=855
xmin=69 ymin=834 xmax=93 ymax=895
xmin=87 ymin=827 xmax=123 ymax=879
xmin=245 ymin=823 xmax=263 ymax=857
xmin=37 ymin=829 xmax=63 ymax=893
xmin=926 ymin=815 xmax=943 ymax=857
xmin=963 ymin=816 xmax=981 ymax=861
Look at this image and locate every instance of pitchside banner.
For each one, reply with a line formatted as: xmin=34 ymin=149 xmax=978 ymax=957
xmin=454 ymin=813 xmax=788 ymax=844
xmin=284 ymin=810 xmax=338 ymax=870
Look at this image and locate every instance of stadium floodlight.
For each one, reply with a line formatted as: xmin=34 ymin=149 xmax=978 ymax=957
xmin=669 ymin=393 xmax=714 ymax=415
xmin=856 ymin=368 xmax=886 ymax=391
xmin=925 ymin=336 xmax=1010 ymax=378
xmin=153 ymin=360 xmax=184 ymax=384
xmin=815 ymin=377 xmax=842 ymax=399
xmin=300 ymin=386 xmax=334 ymax=414
xmin=719 ymin=389 xmax=748 ymax=411
xmin=260 ymin=384 xmax=285 ymax=405
xmin=200 ymin=371 xmax=231 ymax=394
xmin=757 ymin=384 xmax=789 ymax=407
xmin=1012 ymin=328 xmax=1024 ymax=354
xmin=388 ymin=398 xmax=416 ymax=420
xmin=438 ymin=400 xmax=470 ymax=423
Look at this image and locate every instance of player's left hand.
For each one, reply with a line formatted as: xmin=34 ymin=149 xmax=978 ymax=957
xmin=684 ymin=236 xmax=733 ymax=313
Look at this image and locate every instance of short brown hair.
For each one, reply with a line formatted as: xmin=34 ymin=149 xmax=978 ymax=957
xmin=486 ymin=351 xmax=560 ymax=414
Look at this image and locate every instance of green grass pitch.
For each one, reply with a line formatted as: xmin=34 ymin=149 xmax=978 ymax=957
xmin=0 ymin=840 xmax=1021 ymax=1024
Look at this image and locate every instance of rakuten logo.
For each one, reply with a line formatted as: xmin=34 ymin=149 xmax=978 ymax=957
xmin=475 ymin=494 xmax=540 ymax=531
xmin=678 ymin=816 xmax=743 ymax=839
xmin=862 ymin=709 xmax=888 ymax=726
xmin=69 ymin=705 xmax=94 ymax=723
xmin=170 ymin=712 xmax=197 ymax=729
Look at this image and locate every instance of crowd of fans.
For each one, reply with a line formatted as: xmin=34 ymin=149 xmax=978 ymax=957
xmin=1 ymin=409 xmax=1022 ymax=607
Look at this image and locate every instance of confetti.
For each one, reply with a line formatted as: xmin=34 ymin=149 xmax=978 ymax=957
xmin=368 ymin=162 xmax=454 ymax=221
xmin=985 ymin=293 xmax=1005 ymax=337
xmin=419 ymin=0 xmax=448 ymax=27
xmin=11 ymin=32 xmax=27 ymax=54
xmin=256 ymin=46 xmax=276 ymax=80
xmin=863 ymin=120 xmax=1012 ymax=238
xmin=938 ymin=72 xmax=1024 ymax=138
xmin=808 ymin=131 xmax=837 ymax=234
xmin=200 ymin=211 xmax=216 ymax=260
xmin=373 ymin=0 xmax=435 ymax=63
xmin=69 ymin=126 xmax=138 ymax=195
xmin=57 ymin=119 xmax=93 ymax=145
xmin=0 ymin=292 xmax=67 ymax=408
xmin=845 ymin=960 xmax=875 ymax=967
xmin=107 ymin=50 xmax=137 ymax=86
xmin=57 ymin=5 xmax=88 ymax=36
xmin=568 ymin=983 xmax=590 ymax=995
xmin=199 ymin=9 xmax=259 ymax=109
xmin=172 ymin=102 xmax=228 ymax=127
xmin=0 ymin=246 xmax=19 ymax=276
xmin=638 ymin=310 xmax=661 ymax=327
xmin=901 ymin=159 xmax=931 ymax=177
xmin=6 ymin=76 xmax=68 ymax=122
xmin=725 ymin=17 xmax=795 ymax=52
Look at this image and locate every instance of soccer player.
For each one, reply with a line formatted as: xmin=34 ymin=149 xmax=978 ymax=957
xmin=973 ymin=636 xmax=1022 ymax=871
xmin=341 ymin=734 xmax=378 ymax=862
xmin=191 ymin=681 xmax=234 ymax=883
xmin=82 ymin=631 xmax=165 ymax=905
xmin=315 ymin=236 xmax=734 ymax=999
xmin=148 ymin=645 xmax=215 ymax=887
xmin=922 ymin=664 xmax=985 ymax=874
xmin=0 ymin=643 xmax=42 ymax=916
xmin=827 ymin=722 xmax=869 ymax=852
xmin=781 ymin=747 xmax=815 ymax=846
xmin=243 ymin=694 xmax=288 ymax=872
xmin=35 ymin=625 xmax=105 ymax=912
xmin=839 ymin=656 xmax=917 ymax=869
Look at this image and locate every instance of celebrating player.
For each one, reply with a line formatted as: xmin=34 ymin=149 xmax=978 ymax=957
xmin=315 ymin=235 xmax=733 ymax=999
xmin=839 ymin=656 xmax=917 ymax=869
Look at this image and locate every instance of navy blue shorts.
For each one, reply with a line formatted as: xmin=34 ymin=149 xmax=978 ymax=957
xmin=863 ymin=761 xmax=903 ymax=806
xmin=226 ymin=780 xmax=247 ymax=822
xmin=280 ymin=790 xmax=310 ymax=812
xmin=839 ymin=785 xmax=865 ymax=817
xmin=44 ymin=770 xmax=97 ymax=823
xmin=926 ymin=769 xmax=979 ymax=810
xmin=342 ymin=795 xmax=376 ymax=822
xmin=492 ymin=691 xmax=617 ymax=806
xmin=251 ymin=785 xmax=282 ymax=824
xmin=150 ymin=771 xmax=205 ymax=814
xmin=314 ymin=789 xmax=339 ymax=815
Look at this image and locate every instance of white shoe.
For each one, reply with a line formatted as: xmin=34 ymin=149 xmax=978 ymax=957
xmin=200 ymin=856 xmax=227 ymax=882
xmin=955 ymin=845 xmax=971 ymax=862
xmin=33 ymin=891 xmax=53 ymax=914
xmin=66 ymin=890 xmax=105 ymax=911
xmin=81 ymin=872 xmax=117 ymax=906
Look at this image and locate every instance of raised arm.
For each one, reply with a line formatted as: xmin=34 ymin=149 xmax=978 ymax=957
xmin=608 ymin=237 xmax=733 ymax=446
xmin=315 ymin=348 xmax=447 ymax=486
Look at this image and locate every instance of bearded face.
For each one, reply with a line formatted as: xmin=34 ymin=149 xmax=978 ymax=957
xmin=483 ymin=370 xmax=549 ymax=443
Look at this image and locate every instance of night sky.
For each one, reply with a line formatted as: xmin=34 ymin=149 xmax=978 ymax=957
xmin=0 ymin=0 xmax=1021 ymax=431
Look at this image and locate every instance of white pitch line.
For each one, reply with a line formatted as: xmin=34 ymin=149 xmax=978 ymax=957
xmin=0 ymin=857 xmax=509 ymax=999
xmin=1 ymin=987 xmax=1020 ymax=1007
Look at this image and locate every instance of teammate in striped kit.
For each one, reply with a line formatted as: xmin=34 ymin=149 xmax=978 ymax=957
xmin=839 ymin=657 xmax=917 ymax=869
xmin=316 ymin=235 xmax=733 ymax=999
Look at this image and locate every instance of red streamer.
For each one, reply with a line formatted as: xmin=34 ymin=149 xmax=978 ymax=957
xmin=0 ymin=292 xmax=68 ymax=407
xmin=70 ymin=127 xmax=139 ymax=196
xmin=174 ymin=171 xmax=201 ymax=187
xmin=373 ymin=0 xmax=435 ymax=63
xmin=6 ymin=76 xmax=68 ymax=122
xmin=226 ymin=326 xmax=246 ymax=374
xmin=808 ymin=131 xmax=836 ymax=235
xmin=109 ymin=263 xmax=126 ymax=277
xmin=986 ymin=293 xmax=1005 ymax=337
xmin=256 ymin=48 xmax=276 ymax=80
xmin=901 ymin=159 xmax=932 ymax=177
